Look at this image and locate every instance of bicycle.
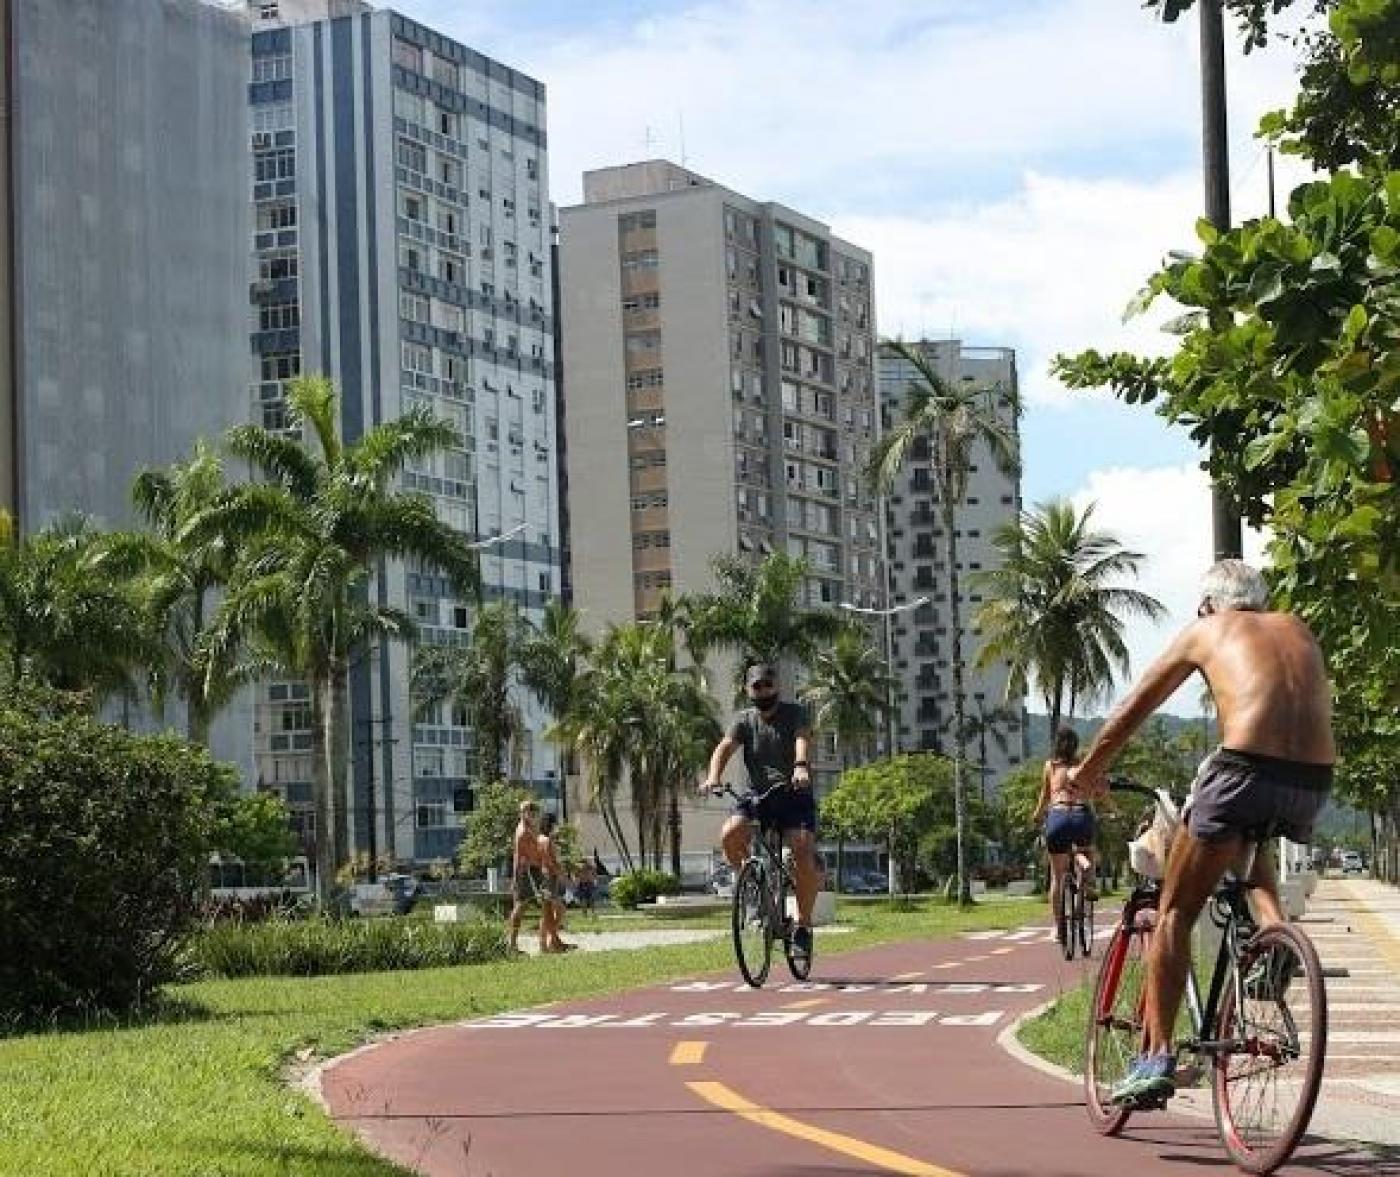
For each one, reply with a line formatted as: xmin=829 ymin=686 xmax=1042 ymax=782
xmin=1085 ymin=777 xmax=1328 ymax=1175
xmin=1049 ymin=833 xmax=1096 ymax=962
xmin=719 ymin=783 xmax=812 ymax=988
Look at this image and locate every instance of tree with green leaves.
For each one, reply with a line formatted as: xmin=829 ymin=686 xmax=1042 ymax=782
xmin=457 ymin=778 xmax=532 ymax=879
xmin=414 ymin=600 xmax=529 ymax=786
xmin=107 ymin=442 xmax=244 ymax=746
xmin=194 ymin=376 xmax=478 ymax=905
xmin=211 ymin=788 xmax=298 ymax=867
xmin=800 ymin=626 xmax=897 ymax=770
xmin=519 ymin=599 xmax=592 ymax=726
xmin=868 ymin=340 xmax=1019 ymax=904
xmin=683 ymin=552 xmax=847 ymax=700
xmin=0 ymin=512 xmax=155 ymax=703
xmin=972 ymin=498 xmax=1165 ymax=746
xmin=1055 ymin=0 xmax=1400 ymax=847
xmin=820 ymin=753 xmax=955 ymax=894
xmin=962 ymin=700 xmax=1024 ymax=801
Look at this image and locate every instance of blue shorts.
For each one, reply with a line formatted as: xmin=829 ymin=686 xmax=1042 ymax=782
xmin=1045 ymin=806 xmax=1096 ymax=854
xmin=733 ymin=786 xmax=817 ymax=835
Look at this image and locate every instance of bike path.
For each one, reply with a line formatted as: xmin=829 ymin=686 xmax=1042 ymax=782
xmin=320 ymin=925 xmax=1392 ymax=1176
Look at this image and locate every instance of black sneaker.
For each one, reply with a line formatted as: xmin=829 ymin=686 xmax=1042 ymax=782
xmin=792 ymin=924 xmax=813 ymax=958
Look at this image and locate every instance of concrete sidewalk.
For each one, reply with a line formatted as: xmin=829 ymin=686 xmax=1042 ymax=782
xmin=1295 ymin=876 xmax=1400 ymax=1144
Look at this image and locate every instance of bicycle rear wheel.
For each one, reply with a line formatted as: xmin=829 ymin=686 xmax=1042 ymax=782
xmin=732 ymin=859 xmax=773 ymax=988
xmin=1084 ymin=909 xmax=1154 ymax=1135
xmin=1211 ymin=921 xmax=1327 ymax=1174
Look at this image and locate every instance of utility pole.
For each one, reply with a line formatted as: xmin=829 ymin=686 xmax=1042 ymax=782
xmin=357 ymin=715 xmax=396 ymax=883
xmin=1200 ymin=0 xmax=1244 ymax=560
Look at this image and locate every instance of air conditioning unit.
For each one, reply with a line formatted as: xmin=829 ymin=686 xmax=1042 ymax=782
xmin=252 ymin=132 xmax=273 ymax=150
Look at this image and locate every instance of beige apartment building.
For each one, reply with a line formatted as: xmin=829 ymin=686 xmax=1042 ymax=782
xmin=558 ymin=160 xmax=883 ymax=873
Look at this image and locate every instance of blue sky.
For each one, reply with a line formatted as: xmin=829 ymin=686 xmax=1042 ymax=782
xmin=396 ymin=0 xmax=1301 ymax=710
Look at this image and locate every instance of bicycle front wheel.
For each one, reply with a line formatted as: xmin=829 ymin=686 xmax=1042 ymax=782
xmin=1077 ymin=880 xmax=1095 ymax=959
xmin=1059 ymin=877 xmax=1076 ymax=961
xmin=1084 ymin=910 xmax=1153 ymax=1135
xmin=732 ymin=860 xmax=774 ymax=988
xmin=1211 ymin=921 xmax=1327 ymax=1174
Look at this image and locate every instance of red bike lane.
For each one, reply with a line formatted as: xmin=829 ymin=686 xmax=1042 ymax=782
xmin=320 ymin=925 xmax=1391 ymax=1176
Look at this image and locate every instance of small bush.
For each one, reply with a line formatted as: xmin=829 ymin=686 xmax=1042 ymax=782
xmin=609 ymin=869 xmax=680 ymax=909
xmin=0 ymin=686 xmax=231 ymax=1023
xmin=197 ymin=891 xmax=307 ymax=924
xmin=185 ymin=915 xmax=510 ymax=978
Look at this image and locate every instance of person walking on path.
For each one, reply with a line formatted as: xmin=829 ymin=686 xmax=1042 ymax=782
xmin=538 ymin=812 xmax=574 ymax=953
xmin=507 ymin=799 xmax=548 ymax=954
xmin=1070 ymin=560 xmax=1335 ymax=1108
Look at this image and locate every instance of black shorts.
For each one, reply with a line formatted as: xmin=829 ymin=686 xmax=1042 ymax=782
xmin=1045 ymin=806 xmax=1096 ymax=854
xmin=1187 ymin=747 xmax=1332 ymax=844
xmin=733 ymin=785 xmax=818 ymax=835
xmin=512 ymin=867 xmax=546 ymax=904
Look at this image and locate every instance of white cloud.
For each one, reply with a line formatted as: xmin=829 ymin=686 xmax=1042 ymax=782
xmin=1066 ymin=464 xmax=1268 ymax=716
xmin=831 ymin=171 xmax=1203 ymax=407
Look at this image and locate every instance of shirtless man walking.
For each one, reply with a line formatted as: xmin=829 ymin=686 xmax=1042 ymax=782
xmin=1069 ymin=560 xmax=1335 ymax=1107
xmin=507 ymin=799 xmax=548 ymax=954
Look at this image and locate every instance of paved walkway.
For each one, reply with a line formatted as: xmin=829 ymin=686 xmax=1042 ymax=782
xmin=316 ymin=886 xmax=1400 ymax=1176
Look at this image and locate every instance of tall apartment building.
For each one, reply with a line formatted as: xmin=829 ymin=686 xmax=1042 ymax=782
xmin=1 ymin=0 xmax=253 ymax=773
xmin=879 ymin=340 xmax=1027 ymax=798
xmin=559 ymin=161 xmax=883 ymax=863
xmin=248 ymin=7 xmax=561 ymax=863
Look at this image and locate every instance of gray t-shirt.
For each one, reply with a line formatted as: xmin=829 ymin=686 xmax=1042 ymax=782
xmin=727 ymin=701 xmax=810 ymax=791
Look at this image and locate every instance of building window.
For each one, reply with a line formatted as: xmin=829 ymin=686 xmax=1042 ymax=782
xmin=252 ymin=55 xmax=292 ymax=84
xmin=260 ymin=352 xmax=300 ymax=381
xmin=256 ymin=202 xmax=297 ymax=232
xmin=259 ymin=302 xmax=300 ymax=332
xmin=254 ymin=149 xmax=295 ymax=183
xmin=396 ymin=137 xmax=427 ymax=174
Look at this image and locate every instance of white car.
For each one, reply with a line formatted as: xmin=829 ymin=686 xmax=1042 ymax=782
xmin=1341 ymin=851 xmax=1365 ymax=876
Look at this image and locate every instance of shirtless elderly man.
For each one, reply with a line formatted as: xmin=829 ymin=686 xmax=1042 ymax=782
xmin=1069 ymin=560 xmax=1335 ymax=1107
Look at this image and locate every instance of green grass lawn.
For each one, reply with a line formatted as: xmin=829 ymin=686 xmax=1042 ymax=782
xmin=0 ymin=897 xmax=1042 ymax=1176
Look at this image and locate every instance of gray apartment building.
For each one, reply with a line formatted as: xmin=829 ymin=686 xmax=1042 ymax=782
xmin=0 ymin=0 xmax=253 ymax=772
xmin=879 ymin=340 xmax=1027 ymax=798
xmin=558 ymin=160 xmax=884 ymax=863
xmin=248 ymin=4 xmax=562 ymax=863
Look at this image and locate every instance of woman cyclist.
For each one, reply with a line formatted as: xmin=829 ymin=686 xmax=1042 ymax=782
xmin=1033 ymin=727 xmax=1104 ymax=943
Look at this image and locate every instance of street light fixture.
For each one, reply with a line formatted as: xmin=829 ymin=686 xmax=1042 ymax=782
xmin=469 ymin=521 xmax=526 ymax=550
xmin=838 ymin=595 xmax=929 ymax=617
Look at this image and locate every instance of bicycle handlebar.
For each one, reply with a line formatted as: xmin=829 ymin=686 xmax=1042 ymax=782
xmin=714 ymin=781 xmax=789 ymax=806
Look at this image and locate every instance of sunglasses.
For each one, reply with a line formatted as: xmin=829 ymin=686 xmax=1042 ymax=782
xmin=749 ymin=680 xmax=775 ymax=691
xmin=1197 ymin=599 xmax=1214 ymax=619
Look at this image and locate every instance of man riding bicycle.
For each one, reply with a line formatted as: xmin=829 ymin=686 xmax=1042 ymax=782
xmin=701 ymin=662 xmax=821 ymax=962
xmin=1070 ymin=560 xmax=1335 ymax=1108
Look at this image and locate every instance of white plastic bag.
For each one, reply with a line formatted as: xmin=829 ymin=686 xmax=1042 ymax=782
xmin=1128 ymin=791 xmax=1181 ymax=881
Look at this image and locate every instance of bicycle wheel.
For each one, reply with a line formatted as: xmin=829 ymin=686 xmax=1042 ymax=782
xmin=1211 ymin=921 xmax=1327 ymax=1174
xmin=1084 ymin=908 xmax=1154 ymax=1135
xmin=781 ymin=870 xmax=812 ymax=980
xmin=1059 ymin=876 xmax=1077 ymax=961
xmin=1077 ymin=875 xmax=1095 ymax=959
xmin=732 ymin=859 xmax=773 ymax=988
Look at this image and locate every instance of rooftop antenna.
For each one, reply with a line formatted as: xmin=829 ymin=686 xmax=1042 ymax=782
xmin=643 ymin=125 xmax=659 ymax=157
xmin=678 ymin=111 xmax=688 ymax=169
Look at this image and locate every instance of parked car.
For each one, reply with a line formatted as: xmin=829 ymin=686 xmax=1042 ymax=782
xmin=1341 ymin=850 xmax=1366 ymax=876
xmin=839 ymin=870 xmax=886 ymax=895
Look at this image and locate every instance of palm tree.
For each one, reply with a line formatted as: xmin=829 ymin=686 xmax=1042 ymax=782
xmin=194 ymin=376 xmax=478 ymax=904
xmin=972 ymin=498 xmax=1165 ymax=748
xmin=414 ymin=600 xmax=528 ymax=786
xmin=0 ymin=512 xmax=155 ymax=702
xmin=684 ymin=552 xmax=847 ymax=699
xmin=111 ymin=442 xmax=242 ymax=746
xmin=519 ymin=599 xmax=593 ymax=820
xmin=960 ymin=701 xmax=1022 ymax=801
xmin=868 ymin=339 xmax=1019 ymax=905
xmin=800 ymin=626 xmax=896 ymax=772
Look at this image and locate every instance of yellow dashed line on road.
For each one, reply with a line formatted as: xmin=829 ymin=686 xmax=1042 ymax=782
xmin=892 ymin=971 xmax=924 ymax=981
xmin=964 ymin=955 xmax=990 ymax=963
xmin=669 ymin=1040 xmax=708 ymax=1066
xmin=782 ymin=997 xmax=830 ymax=1010
xmin=990 ymin=948 xmax=1015 ymax=956
xmin=931 ymin=962 xmax=961 ymax=970
xmin=689 ymin=1081 xmax=966 ymax=1176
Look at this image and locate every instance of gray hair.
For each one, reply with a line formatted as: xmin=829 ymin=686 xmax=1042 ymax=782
xmin=1201 ymin=560 xmax=1268 ymax=612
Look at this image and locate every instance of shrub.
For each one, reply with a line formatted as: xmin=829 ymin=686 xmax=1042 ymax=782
xmin=185 ymin=915 xmax=510 ymax=978
xmin=0 ymin=686 xmax=231 ymax=1022
xmin=609 ymin=869 xmax=680 ymax=910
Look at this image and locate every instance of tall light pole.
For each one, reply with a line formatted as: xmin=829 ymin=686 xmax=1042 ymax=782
xmin=1200 ymin=0 xmax=1244 ymax=560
